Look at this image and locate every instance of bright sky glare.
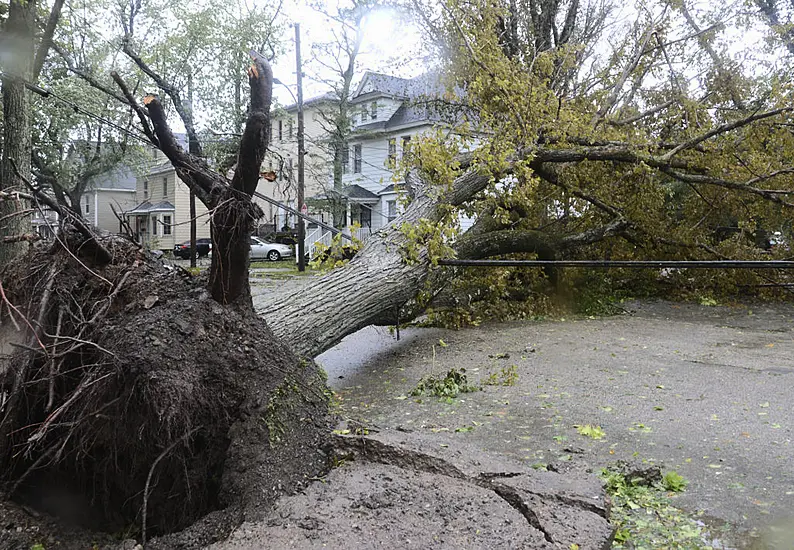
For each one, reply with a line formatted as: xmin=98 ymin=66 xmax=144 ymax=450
xmin=268 ymin=0 xmax=427 ymax=105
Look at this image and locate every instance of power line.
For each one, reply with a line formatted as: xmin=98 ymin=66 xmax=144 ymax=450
xmin=1 ymin=71 xmax=155 ymax=145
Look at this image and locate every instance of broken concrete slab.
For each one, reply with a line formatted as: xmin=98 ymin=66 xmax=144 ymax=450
xmin=209 ymin=433 xmax=614 ymax=550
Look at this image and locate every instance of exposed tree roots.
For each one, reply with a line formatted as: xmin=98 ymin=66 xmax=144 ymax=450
xmin=0 ymin=232 xmax=331 ymax=544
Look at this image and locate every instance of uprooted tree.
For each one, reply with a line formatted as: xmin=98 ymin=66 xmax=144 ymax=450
xmin=0 ymin=53 xmax=330 ymax=545
xmin=2 ymin=0 xmax=794 ymax=544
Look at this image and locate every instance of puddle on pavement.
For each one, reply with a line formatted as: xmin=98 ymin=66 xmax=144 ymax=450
xmin=315 ymin=325 xmax=440 ymax=386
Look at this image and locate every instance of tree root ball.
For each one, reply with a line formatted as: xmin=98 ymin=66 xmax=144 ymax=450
xmin=0 ymin=238 xmax=331 ymax=544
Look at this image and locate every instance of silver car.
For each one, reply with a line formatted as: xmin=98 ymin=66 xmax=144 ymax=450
xmin=250 ymin=236 xmax=294 ymax=261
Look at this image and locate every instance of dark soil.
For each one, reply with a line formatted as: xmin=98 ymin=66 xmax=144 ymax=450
xmin=0 ymin=236 xmax=331 ymax=548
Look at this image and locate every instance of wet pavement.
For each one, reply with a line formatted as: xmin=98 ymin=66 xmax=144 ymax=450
xmin=314 ymin=300 xmax=794 ymax=549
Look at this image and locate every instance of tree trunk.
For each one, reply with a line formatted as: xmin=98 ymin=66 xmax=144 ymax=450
xmin=135 ymin=54 xmax=271 ymax=307
xmin=208 ymin=194 xmax=261 ymax=306
xmin=0 ymin=0 xmax=35 ymax=264
xmin=266 ymin=170 xmax=491 ymax=358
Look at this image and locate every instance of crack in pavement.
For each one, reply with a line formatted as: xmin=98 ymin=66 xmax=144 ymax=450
xmin=333 ymin=433 xmax=610 ymax=547
xmin=489 ymin=482 xmax=555 ymax=543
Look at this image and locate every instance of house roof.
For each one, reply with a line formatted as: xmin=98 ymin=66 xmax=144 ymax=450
xmin=90 ymin=164 xmax=137 ymax=191
xmin=145 ymin=161 xmax=175 ymax=176
xmin=343 ymin=184 xmax=379 ymax=201
xmin=280 ymin=91 xmax=338 ymax=113
xmin=125 ymin=200 xmax=175 ymax=215
xmin=353 ymin=72 xmax=442 ymax=101
xmin=350 ymin=72 xmax=449 ymax=133
xmin=379 ymin=184 xmax=400 ymax=195
xmin=308 ymin=184 xmax=380 ymax=203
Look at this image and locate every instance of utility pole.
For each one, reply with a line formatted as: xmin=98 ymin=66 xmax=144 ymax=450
xmin=296 ymin=23 xmax=306 ymax=272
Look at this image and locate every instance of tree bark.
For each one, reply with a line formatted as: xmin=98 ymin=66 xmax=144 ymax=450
xmin=266 ymin=169 xmax=491 ymax=358
xmin=137 ymin=54 xmax=271 ymax=306
xmin=0 ymin=0 xmax=36 ymax=265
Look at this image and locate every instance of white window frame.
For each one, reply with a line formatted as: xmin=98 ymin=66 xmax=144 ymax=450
xmin=353 ymin=144 xmax=362 ymax=174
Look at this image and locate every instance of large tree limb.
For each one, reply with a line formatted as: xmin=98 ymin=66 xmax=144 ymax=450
xmin=120 ymin=40 xmax=204 ymax=157
xmin=266 ymin=167 xmax=493 ymax=358
xmin=110 ymin=71 xmax=158 ymax=146
xmin=659 ymin=167 xmax=794 ymax=207
xmin=229 ymin=52 xmax=272 ymax=196
xmin=32 ymin=0 xmax=65 ymax=81
xmin=141 ymin=95 xmax=215 ymax=205
xmin=661 ymin=108 xmax=790 ymax=161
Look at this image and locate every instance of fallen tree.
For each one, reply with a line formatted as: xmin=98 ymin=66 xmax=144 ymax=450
xmin=3 ymin=0 xmax=794 ymax=546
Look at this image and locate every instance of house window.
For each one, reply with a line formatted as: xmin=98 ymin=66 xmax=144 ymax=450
xmin=278 ymin=120 xmax=283 ymax=141
xmin=387 ymin=200 xmax=397 ymax=222
xmin=360 ymin=108 xmax=367 ymax=124
xmin=342 ymin=147 xmax=349 ymax=174
xmin=401 ymin=135 xmax=412 ymax=158
xmin=84 ymin=197 xmax=90 ymax=215
xmin=163 ymin=215 xmax=172 ymax=235
xmin=387 ymin=138 xmax=396 ymax=168
xmin=370 ymin=101 xmax=378 ymax=120
xmin=143 ymin=180 xmax=149 ymax=199
xmin=162 ymin=176 xmax=168 ymax=198
xmin=151 ymin=215 xmax=157 ymax=236
xmin=288 ymin=119 xmax=294 ymax=139
xmin=360 ymin=204 xmax=371 ymax=228
xmin=353 ymin=144 xmax=362 ymax=173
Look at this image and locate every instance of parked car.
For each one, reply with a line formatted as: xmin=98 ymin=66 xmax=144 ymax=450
xmin=250 ymin=236 xmax=294 ymax=261
xmin=770 ymin=231 xmax=789 ymax=251
xmin=260 ymin=231 xmax=299 ymax=246
xmin=173 ymin=238 xmax=212 ymax=259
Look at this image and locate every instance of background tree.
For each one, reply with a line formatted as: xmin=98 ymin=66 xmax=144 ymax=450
xmin=0 ymin=0 xmax=65 ymax=261
xmin=306 ymin=0 xmax=369 ymax=226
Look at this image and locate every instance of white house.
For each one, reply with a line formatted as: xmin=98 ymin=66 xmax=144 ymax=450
xmin=81 ymin=164 xmax=138 ymax=233
xmin=255 ymin=71 xmax=470 ymax=258
xmin=259 ymin=92 xmax=338 ymax=233
xmin=338 ymin=71 xmax=469 ymax=239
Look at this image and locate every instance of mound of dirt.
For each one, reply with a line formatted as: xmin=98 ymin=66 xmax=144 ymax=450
xmin=0 ymin=236 xmax=331 ymax=547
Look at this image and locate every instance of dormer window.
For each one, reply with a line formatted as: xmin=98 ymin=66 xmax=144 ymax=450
xmin=360 ymin=108 xmax=368 ymax=124
xmin=370 ymin=101 xmax=378 ymax=120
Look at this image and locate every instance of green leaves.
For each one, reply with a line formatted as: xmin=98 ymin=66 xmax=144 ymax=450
xmin=600 ymin=466 xmax=704 ymax=548
xmin=410 ymin=368 xmax=479 ymax=399
xmin=576 ymin=424 xmax=606 ymax=440
xmin=662 ymin=471 xmax=689 ymax=492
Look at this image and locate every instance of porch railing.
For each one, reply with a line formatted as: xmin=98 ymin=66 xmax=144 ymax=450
xmin=299 ymin=227 xmax=335 ymax=262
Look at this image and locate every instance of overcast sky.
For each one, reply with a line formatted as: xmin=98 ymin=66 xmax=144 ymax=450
xmin=268 ymin=0 xmax=429 ymax=105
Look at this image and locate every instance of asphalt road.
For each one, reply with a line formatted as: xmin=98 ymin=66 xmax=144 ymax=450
xmin=317 ymin=300 xmax=794 ymax=548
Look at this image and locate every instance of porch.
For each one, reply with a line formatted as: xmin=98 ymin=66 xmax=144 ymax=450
xmin=123 ymin=200 xmax=176 ymax=250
